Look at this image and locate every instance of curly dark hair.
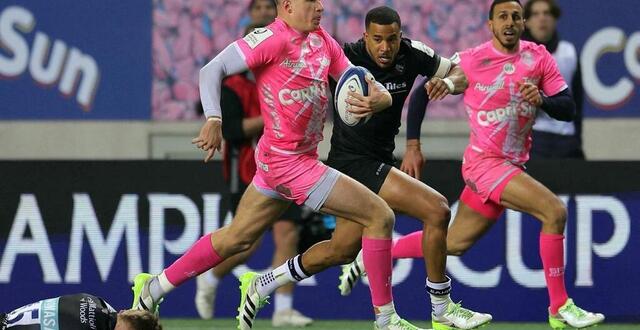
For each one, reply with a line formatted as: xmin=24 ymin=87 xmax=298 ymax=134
xmin=118 ymin=310 xmax=162 ymax=330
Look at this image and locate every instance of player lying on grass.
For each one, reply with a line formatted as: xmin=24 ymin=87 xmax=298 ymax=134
xmin=2 ymin=293 xmax=161 ymax=330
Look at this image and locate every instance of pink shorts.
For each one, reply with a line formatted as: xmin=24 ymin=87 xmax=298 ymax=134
xmin=252 ymin=144 xmax=340 ymax=211
xmin=460 ymin=150 xmax=524 ymax=219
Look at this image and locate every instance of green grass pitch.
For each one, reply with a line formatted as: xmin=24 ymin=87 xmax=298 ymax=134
xmin=161 ymin=318 xmax=640 ymax=330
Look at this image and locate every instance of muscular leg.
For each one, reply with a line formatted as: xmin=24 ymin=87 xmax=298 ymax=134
xmin=271 ymin=221 xmax=299 ymax=295
xmin=500 ymin=172 xmax=566 ymax=234
xmin=194 ymin=235 xmax=263 ymax=319
xmin=301 ymin=173 xmax=393 ymax=276
xmin=212 ymin=236 xmax=263 ymax=279
xmin=446 ymin=202 xmax=496 ymax=256
xmin=259 ymin=174 xmax=402 ymax=327
xmin=270 ymin=220 xmax=314 ymax=326
xmin=378 ymin=168 xmax=450 ymax=282
xmin=377 ymin=201 xmax=497 ymax=260
xmin=147 ymin=185 xmax=291 ymax=300
xmin=319 ymin=174 xmax=395 ymax=236
xmin=326 ymin=170 xmax=493 ymax=328
xmin=301 ymin=217 xmax=363 ymax=274
xmin=499 ymin=172 xmax=569 ymax=314
xmin=211 ymin=185 xmax=292 ymax=257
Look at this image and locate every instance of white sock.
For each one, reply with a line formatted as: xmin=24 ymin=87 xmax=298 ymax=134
xmin=149 ymin=272 xmax=175 ymax=302
xmin=374 ymin=302 xmax=396 ymax=327
xmin=256 ymin=255 xmax=309 ymax=298
xmin=274 ymin=293 xmax=293 ymax=313
xmin=426 ymin=276 xmax=452 ymax=317
xmin=355 ymin=250 xmax=365 ymax=273
xmin=204 ymin=271 xmax=220 ymax=288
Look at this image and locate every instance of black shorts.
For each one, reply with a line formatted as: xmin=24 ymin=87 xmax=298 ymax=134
xmin=326 ymin=156 xmax=393 ymax=194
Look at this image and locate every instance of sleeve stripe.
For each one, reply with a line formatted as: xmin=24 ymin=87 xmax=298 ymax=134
xmin=434 ymin=57 xmax=452 ymax=78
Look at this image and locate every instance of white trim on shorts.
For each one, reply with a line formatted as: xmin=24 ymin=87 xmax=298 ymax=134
xmin=304 ymin=167 xmax=341 ymax=211
xmin=251 ymin=167 xmax=341 ymax=212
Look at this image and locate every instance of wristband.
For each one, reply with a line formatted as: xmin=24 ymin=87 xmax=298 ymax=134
xmin=442 ymin=78 xmax=455 ymax=93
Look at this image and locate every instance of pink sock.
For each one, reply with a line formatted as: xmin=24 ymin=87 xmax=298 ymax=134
xmin=164 ymin=233 xmax=224 ymax=287
xmin=392 ymin=231 xmax=424 ymax=259
xmin=362 ymin=237 xmax=393 ymax=306
xmin=540 ymin=233 xmax=569 ymax=314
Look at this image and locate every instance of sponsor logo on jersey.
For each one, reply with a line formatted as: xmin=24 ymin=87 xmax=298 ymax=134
xmin=243 ymin=28 xmax=274 ymax=49
xmin=476 ymin=102 xmax=535 ymax=126
xmin=385 ymin=81 xmax=407 ymax=92
xmin=522 ymin=76 xmax=541 ymax=86
xmin=278 ymin=84 xmax=326 ymax=106
xmin=474 ymin=81 xmax=505 ymax=93
xmin=257 ymin=159 xmax=269 ymax=172
xmin=281 ymin=58 xmax=307 ymax=69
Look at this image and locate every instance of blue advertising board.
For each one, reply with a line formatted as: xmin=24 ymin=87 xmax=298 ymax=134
xmin=0 ymin=1 xmax=637 ymax=119
xmin=0 ymin=1 xmax=151 ymax=119
xmin=556 ymin=0 xmax=640 ymax=117
xmin=0 ymin=161 xmax=638 ymax=322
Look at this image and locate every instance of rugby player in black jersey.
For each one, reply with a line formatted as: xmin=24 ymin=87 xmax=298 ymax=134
xmin=326 ymin=6 xmax=491 ymax=330
xmin=1 ymin=293 xmax=160 ymax=330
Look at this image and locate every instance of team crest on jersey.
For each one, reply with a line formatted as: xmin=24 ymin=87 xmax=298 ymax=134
xmin=395 ymin=63 xmax=405 ymax=73
xmin=309 ymin=33 xmax=323 ymax=48
xmin=243 ymin=28 xmax=274 ymax=49
xmin=503 ymin=62 xmax=515 ymax=75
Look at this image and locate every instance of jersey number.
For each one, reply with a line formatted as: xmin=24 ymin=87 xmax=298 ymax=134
xmin=6 ymin=303 xmax=40 ymax=326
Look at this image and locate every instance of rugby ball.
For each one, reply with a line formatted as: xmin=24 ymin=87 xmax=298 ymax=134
xmin=334 ymin=66 xmax=374 ymax=126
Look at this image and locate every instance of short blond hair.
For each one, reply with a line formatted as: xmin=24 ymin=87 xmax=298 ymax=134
xmin=118 ymin=310 xmax=162 ymax=330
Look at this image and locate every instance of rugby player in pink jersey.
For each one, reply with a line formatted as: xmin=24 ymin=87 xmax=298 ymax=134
xmin=131 ymin=1 xmax=428 ymax=329
xmin=338 ymin=1 xmax=605 ymax=329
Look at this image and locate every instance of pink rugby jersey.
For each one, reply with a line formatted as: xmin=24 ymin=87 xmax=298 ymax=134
xmin=453 ymin=40 xmax=567 ymax=165
xmin=235 ymin=18 xmax=350 ymax=155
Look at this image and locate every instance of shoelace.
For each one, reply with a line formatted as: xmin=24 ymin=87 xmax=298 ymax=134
xmin=563 ymin=302 xmax=587 ymax=319
xmin=253 ymin=294 xmax=270 ymax=309
xmin=140 ymin=281 xmax=162 ymax=314
xmin=446 ymin=302 xmax=475 ymax=320
xmin=249 ymin=278 xmax=270 ymax=309
xmin=255 ymin=291 xmax=270 ymax=309
xmin=392 ymin=318 xmax=420 ymax=330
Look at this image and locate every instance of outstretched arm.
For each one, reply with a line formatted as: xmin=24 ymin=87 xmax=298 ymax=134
xmin=199 ymin=44 xmax=249 ymax=119
xmin=193 ymin=43 xmax=249 ymax=162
